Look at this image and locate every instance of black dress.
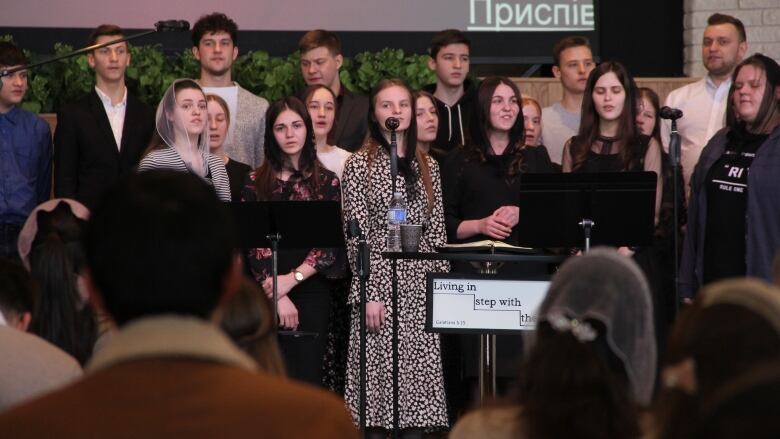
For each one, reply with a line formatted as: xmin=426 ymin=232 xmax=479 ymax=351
xmin=442 ymin=145 xmax=556 ymax=245
xmin=241 ymin=168 xmax=341 ymax=386
xmin=570 ymin=134 xmax=677 ymax=374
xmin=440 ymin=144 xmax=556 ymax=422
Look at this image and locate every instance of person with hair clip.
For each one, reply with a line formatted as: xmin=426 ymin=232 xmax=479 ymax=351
xmin=303 ymin=84 xmax=352 ymax=179
xmin=241 ymin=96 xmax=341 ymax=387
xmin=452 ymin=248 xmax=655 ymax=439
xmin=206 ymin=93 xmax=251 ymax=201
xmin=139 ymin=79 xmax=231 ymax=202
xmin=440 ymin=78 xmax=553 ymax=420
xmin=413 ymin=90 xmax=447 ymax=162
xmin=341 ymin=78 xmax=449 ymax=437
xmin=16 ymin=199 xmax=99 ymax=366
xmin=680 ymin=53 xmax=780 ymax=299
xmin=217 ymin=277 xmax=286 ymax=377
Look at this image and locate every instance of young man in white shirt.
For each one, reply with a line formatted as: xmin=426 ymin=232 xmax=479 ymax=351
xmin=541 ymin=36 xmax=596 ymax=165
xmin=192 ymin=13 xmax=269 ymax=168
xmin=54 ymin=25 xmax=155 ymax=209
xmin=662 ymin=13 xmax=747 ymax=197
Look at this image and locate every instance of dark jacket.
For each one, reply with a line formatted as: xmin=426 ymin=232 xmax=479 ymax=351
xmin=299 ymin=86 xmax=368 ymax=153
xmin=441 ymin=144 xmax=554 ymax=245
xmin=423 ymin=78 xmax=478 ymax=154
xmin=332 ymin=88 xmax=369 ymax=152
xmin=680 ymin=125 xmax=780 ymax=298
xmin=54 ymin=89 xmax=155 ymax=209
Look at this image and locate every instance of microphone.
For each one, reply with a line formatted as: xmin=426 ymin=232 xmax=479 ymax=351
xmin=659 ymin=106 xmax=683 ymax=120
xmin=348 ymin=219 xmax=362 ymax=239
xmin=385 ymin=117 xmax=400 ymax=131
xmin=155 ymin=20 xmax=190 ymax=32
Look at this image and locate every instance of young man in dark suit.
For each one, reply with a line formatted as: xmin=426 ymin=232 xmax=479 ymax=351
xmin=299 ymin=30 xmax=368 ymax=152
xmin=54 ymin=24 xmax=155 ymax=209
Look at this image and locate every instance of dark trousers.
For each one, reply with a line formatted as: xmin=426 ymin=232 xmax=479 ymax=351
xmin=278 ymin=288 xmax=332 ymax=387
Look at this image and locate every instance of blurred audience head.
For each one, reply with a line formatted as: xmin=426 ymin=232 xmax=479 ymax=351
xmin=655 ymin=278 xmax=780 ymax=439
xmin=19 ymin=199 xmax=96 ymax=365
xmin=517 ymin=248 xmax=655 ymax=439
xmin=0 ymin=258 xmax=37 ymax=331
xmin=84 ymin=171 xmax=238 ymax=327
xmin=690 ymin=359 xmax=780 ymax=438
xmin=217 ymin=277 xmax=286 ymax=376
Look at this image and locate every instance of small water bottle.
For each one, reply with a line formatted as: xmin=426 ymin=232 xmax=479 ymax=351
xmin=387 ymin=191 xmax=407 ymax=252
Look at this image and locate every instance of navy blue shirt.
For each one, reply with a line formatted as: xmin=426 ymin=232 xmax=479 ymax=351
xmin=0 ymin=106 xmax=52 ymax=225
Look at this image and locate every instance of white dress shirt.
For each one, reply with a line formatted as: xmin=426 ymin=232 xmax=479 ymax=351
xmin=661 ymin=76 xmax=731 ymax=198
xmin=95 ymin=86 xmax=127 ymax=150
xmin=541 ymin=102 xmax=581 ymax=165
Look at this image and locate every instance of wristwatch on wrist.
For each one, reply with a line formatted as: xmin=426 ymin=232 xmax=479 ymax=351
xmin=293 ymin=270 xmax=304 ymax=283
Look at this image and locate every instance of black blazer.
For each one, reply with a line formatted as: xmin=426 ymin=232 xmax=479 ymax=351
xmin=333 ymin=89 xmax=369 ymax=152
xmin=54 ymin=89 xmax=155 ymax=208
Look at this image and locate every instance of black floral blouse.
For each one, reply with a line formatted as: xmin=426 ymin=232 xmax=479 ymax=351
xmin=241 ymin=168 xmax=341 ymax=283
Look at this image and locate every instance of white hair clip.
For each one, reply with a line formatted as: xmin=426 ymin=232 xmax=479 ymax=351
xmin=547 ymin=313 xmax=598 ymax=342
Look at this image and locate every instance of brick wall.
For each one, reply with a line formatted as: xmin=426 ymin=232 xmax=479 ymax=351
xmin=684 ymin=0 xmax=780 ymax=76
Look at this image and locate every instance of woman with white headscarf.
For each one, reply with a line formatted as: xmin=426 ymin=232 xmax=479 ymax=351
xmin=451 ymin=248 xmax=656 ymax=439
xmin=139 ymin=79 xmax=231 ymax=202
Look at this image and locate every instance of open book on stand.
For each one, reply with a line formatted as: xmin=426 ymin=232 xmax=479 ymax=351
xmin=437 ymin=240 xmax=537 ymax=254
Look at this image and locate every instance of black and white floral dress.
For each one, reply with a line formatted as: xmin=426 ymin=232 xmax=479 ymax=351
xmin=341 ymin=145 xmax=450 ymax=430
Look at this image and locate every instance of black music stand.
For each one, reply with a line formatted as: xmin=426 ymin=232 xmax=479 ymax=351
xmin=229 ymin=200 xmax=344 ymax=338
xmin=516 ymin=172 xmax=657 ymax=250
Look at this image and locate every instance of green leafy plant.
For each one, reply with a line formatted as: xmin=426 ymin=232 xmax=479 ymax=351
xmin=234 ymin=50 xmax=306 ymax=102
xmin=46 ymin=43 xmax=96 ymax=112
xmin=349 ymin=49 xmax=435 ymax=94
xmin=126 ymin=44 xmax=176 ymax=106
xmin=2 ymin=35 xmax=435 ymax=113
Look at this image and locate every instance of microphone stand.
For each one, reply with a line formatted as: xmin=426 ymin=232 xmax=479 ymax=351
xmin=0 ymin=21 xmax=187 ymax=80
xmin=669 ymin=119 xmax=682 ymax=311
xmin=267 ymin=232 xmax=281 ymax=329
xmin=349 ymin=221 xmax=371 ymax=435
xmin=388 ymin=126 xmax=400 ymax=439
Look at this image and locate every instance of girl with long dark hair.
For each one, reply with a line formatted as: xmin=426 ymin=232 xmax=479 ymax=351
xmin=443 ymin=76 xmax=554 ymax=246
xmin=562 ymin=62 xmax=663 ymax=221
xmin=241 ymin=96 xmax=341 ymax=386
xmin=440 ymin=77 xmax=554 ymax=420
